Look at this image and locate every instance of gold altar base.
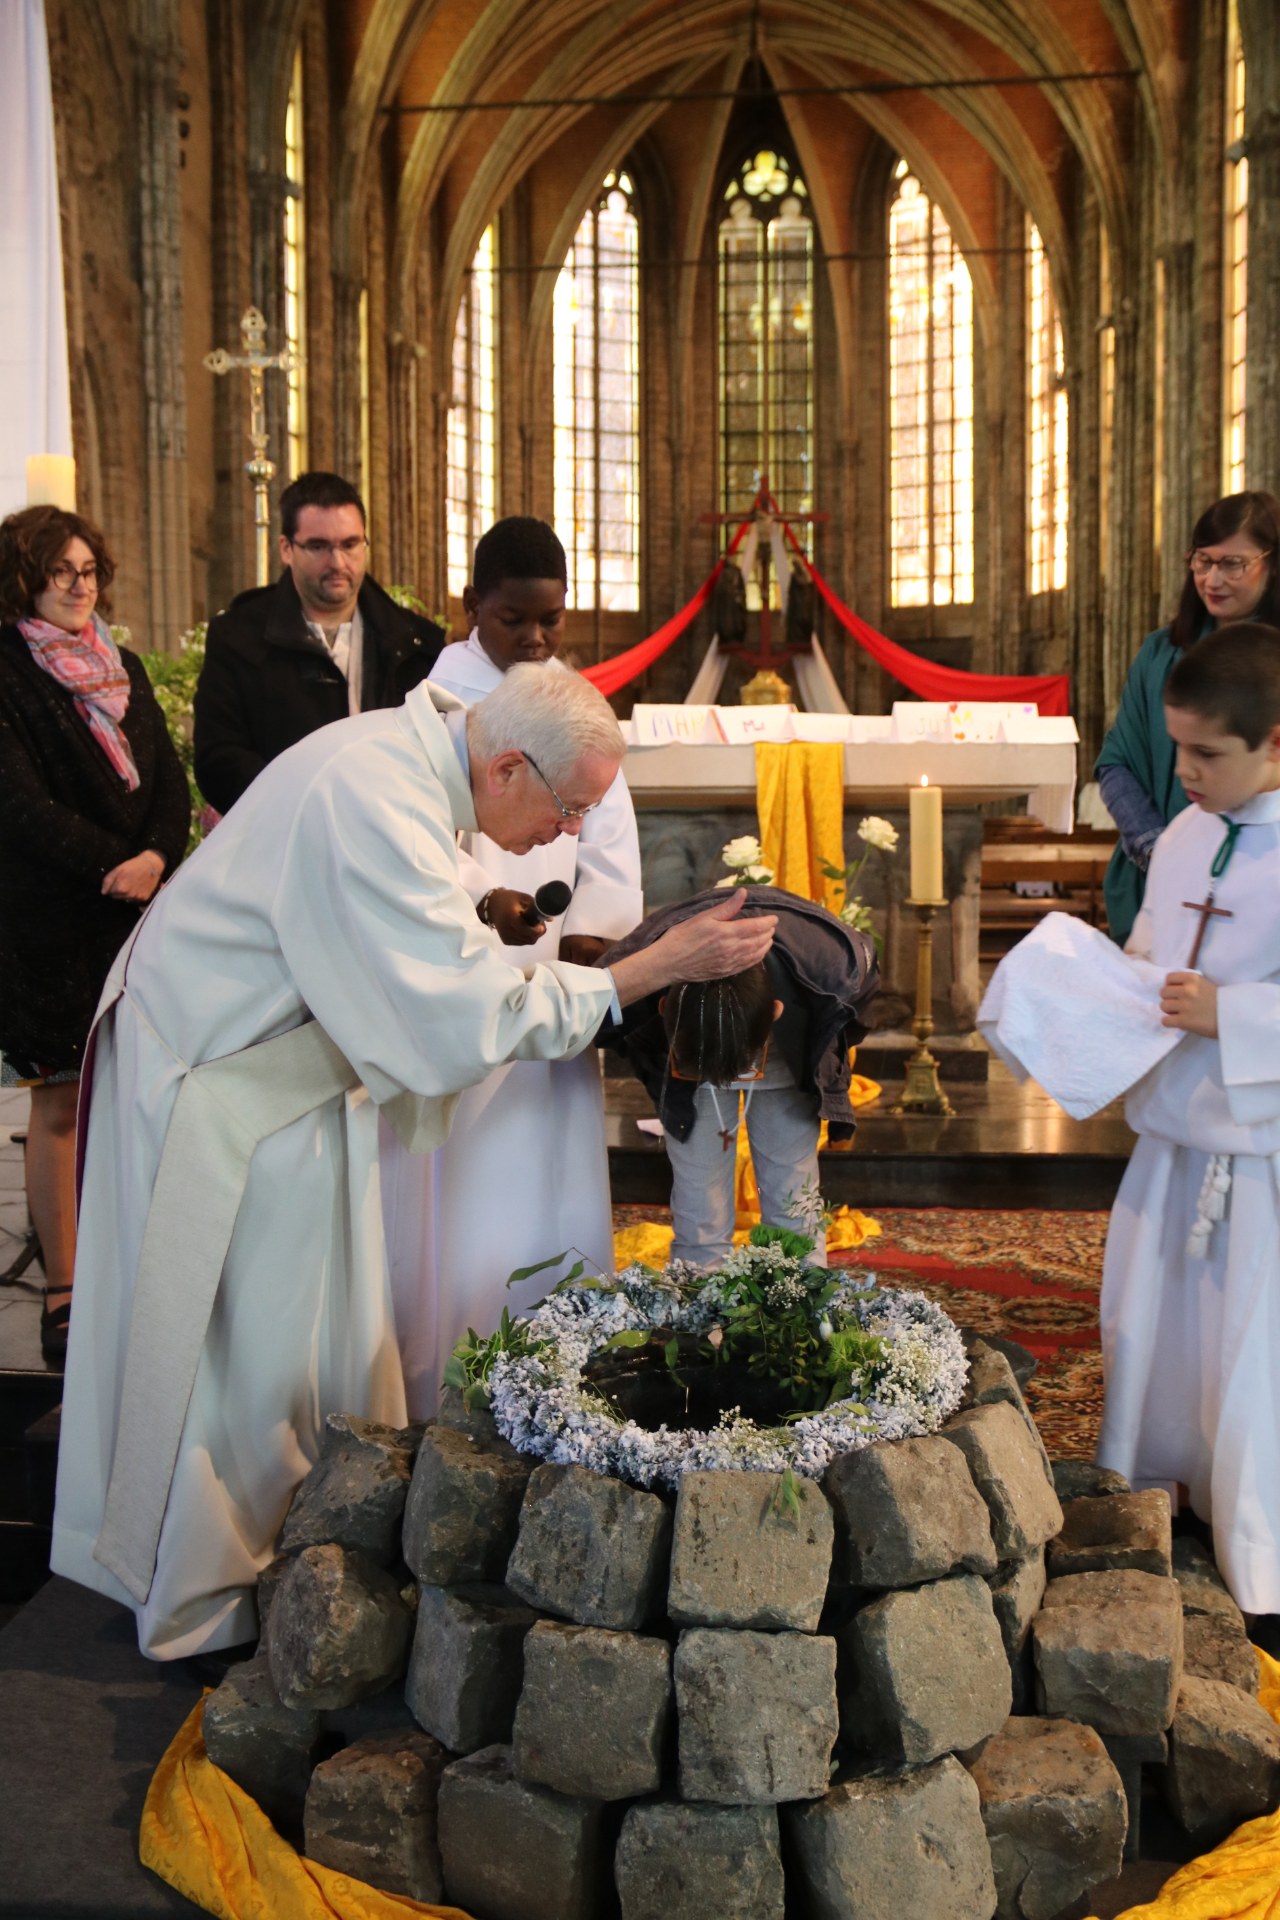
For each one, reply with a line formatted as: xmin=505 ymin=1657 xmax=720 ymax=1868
xmin=893 ymin=899 xmax=954 ymax=1117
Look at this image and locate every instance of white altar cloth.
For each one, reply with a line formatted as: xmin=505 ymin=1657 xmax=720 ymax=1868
xmin=621 ymin=733 xmax=1078 ymax=833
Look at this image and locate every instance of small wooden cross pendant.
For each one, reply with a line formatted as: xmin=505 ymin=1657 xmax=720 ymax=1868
xmin=1182 ymin=891 xmax=1234 ymax=968
xmin=720 ymin=1129 xmax=735 ymax=1153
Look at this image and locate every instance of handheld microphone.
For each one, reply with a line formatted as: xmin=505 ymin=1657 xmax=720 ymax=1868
xmin=520 ymin=880 xmax=574 ymax=926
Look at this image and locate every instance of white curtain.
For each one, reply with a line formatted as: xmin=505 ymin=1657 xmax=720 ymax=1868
xmin=0 ymin=0 xmax=72 ymax=514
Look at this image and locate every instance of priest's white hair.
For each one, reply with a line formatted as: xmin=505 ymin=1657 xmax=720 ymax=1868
xmin=467 ymin=661 xmax=624 ymax=783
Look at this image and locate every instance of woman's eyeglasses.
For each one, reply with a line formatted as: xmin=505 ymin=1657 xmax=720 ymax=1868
xmin=1186 ymin=548 xmax=1272 ymax=581
xmin=49 ymin=562 xmax=99 ymax=592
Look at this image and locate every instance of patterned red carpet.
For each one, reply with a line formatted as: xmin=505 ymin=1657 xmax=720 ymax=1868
xmin=612 ymin=1204 xmax=1108 ymax=1462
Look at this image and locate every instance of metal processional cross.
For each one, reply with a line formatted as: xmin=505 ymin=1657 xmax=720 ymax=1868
xmin=204 ymin=306 xmax=299 ymax=587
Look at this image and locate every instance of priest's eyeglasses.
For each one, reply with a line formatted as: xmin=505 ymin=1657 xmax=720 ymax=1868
xmin=49 ymin=561 xmax=100 ymax=591
xmin=290 ymin=536 xmax=369 ymax=558
xmin=1186 ymin=548 xmax=1273 ymax=580
xmin=521 ymin=752 xmax=603 ymax=819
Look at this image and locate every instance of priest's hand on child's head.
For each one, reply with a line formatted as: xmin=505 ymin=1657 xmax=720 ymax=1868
xmin=658 ymin=890 xmax=777 ymax=982
xmin=1160 ymin=970 xmax=1219 ymax=1038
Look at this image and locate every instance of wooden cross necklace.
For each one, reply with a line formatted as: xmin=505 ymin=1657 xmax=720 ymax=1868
xmin=1182 ymin=816 xmax=1243 ymax=966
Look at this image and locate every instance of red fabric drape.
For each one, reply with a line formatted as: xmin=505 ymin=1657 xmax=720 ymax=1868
xmin=582 ymin=492 xmax=1071 ymax=716
xmin=581 ymin=515 xmax=753 ymax=698
xmin=767 ymin=495 xmax=1071 ymax=717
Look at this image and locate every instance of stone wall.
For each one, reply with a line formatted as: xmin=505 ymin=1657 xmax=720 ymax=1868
xmin=201 ymin=1351 xmax=1280 ymax=1918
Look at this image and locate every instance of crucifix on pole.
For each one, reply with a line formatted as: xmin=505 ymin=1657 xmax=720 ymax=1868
xmin=700 ymin=478 xmax=828 ymax=684
xmin=204 ymin=306 xmax=298 ymax=587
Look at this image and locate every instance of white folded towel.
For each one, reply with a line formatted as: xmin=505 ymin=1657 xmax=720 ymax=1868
xmin=978 ymin=912 xmax=1184 ymax=1119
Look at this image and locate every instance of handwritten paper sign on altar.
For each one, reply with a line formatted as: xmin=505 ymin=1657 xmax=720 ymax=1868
xmin=715 ymin=705 xmax=797 ymax=744
xmin=630 ymin=704 xmax=727 ymax=746
xmin=793 ymin=713 xmax=854 ymax=743
xmin=891 ymin=703 xmax=954 ymax=743
xmin=947 ymin=702 xmax=1015 ymax=742
xmin=1000 ymin=711 xmax=1080 ymax=744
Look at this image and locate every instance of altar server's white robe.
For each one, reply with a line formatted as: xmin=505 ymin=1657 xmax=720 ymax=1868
xmin=51 ymin=684 xmax=614 ymax=1659
xmin=382 ymin=635 xmax=643 ymax=1416
xmin=1097 ymin=787 xmax=1280 ymax=1612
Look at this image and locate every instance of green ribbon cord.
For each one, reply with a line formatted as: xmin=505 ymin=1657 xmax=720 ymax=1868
xmin=1209 ymin=816 xmax=1243 ymax=880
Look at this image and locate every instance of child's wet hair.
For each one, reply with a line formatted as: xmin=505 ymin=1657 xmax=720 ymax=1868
xmin=662 ymin=964 xmax=776 ymax=1084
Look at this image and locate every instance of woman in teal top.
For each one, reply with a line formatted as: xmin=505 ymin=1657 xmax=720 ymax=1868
xmin=1097 ymin=490 xmax=1280 ymax=943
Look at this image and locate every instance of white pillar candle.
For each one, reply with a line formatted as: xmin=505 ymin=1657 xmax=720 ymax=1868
xmin=26 ymin=454 xmax=77 ymax=510
xmin=909 ymin=776 xmax=944 ymax=900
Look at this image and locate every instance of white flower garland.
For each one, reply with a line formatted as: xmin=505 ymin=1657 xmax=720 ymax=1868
xmin=485 ymin=1257 xmax=968 ymax=1488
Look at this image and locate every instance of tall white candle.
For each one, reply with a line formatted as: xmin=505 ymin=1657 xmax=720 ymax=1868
xmin=909 ymin=776 xmax=944 ymax=900
xmin=26 ymin=455 xmax=77 ymax=510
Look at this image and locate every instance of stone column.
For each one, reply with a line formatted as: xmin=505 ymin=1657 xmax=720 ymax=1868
xmin=206 ymin=0 xmax=252 ymax=611
xmin=387 ymin=334 xmax=422 ymax=591
xmin=132 ymin=0 xmax=191 ymax=648
xmin=1240 ymin=0 xmax=1280 ymax=493
xmin=1156 ymin=238 xmax=1196 ymax=615
xmin=1243 ymin=110 xmax=1280 ymax=494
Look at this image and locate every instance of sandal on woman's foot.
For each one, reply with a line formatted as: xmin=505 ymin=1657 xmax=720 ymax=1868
xmin=40 ymin=1294 xmax=72 ymax=1361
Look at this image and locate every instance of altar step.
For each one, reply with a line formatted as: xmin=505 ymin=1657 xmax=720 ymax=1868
xmin=605 ymin=1050 xmax=1133 ymax=1213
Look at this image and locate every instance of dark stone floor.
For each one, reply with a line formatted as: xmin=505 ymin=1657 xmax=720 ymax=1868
xmin=605 ymin=1042 xmax=1135 ymax=1210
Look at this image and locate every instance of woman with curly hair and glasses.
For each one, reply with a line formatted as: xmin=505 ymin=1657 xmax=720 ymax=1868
xmin=1096 ymin=489 xmax=1280 ymax=945
xmin=0 ymin=506 xmax=190 ymax=1358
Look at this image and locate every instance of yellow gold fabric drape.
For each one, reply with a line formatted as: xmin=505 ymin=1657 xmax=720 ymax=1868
xmin=754 ymin=740 xmax=845 ymax=911
xmin=140 ymin=1696 xmax=473 ymax=1920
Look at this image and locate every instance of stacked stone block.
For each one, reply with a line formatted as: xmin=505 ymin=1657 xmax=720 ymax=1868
xmin=195 ymin=1349 xmax=1280 ymax=1918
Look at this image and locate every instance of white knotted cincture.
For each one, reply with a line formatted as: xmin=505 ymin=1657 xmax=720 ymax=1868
xmin=1187 ymin=1153 xmax=1232 ymax=1259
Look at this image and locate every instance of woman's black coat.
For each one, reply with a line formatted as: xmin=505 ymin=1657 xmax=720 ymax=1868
xmin=0 ymin=625 xmax=192 ymax=1071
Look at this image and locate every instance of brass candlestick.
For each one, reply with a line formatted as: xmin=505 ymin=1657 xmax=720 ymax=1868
xmin=894 ymin=899 xmax=954 ymax=1116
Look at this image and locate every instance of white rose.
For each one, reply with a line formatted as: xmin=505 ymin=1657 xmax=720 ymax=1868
xmin=740 ymin=864 xmax=775 ymax=886
xmin=857 ymin=815 xmax=899 ymax=852
xmin=722 ymin=834 xmax=764 ymax=869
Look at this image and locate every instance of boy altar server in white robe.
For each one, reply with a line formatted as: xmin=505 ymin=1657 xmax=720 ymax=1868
xmin=1096 ymin=623 xmax=1280 ymax=1614
xmin=51 ymin=665 xmax=774 ymax=1659
xmin=383 ymin=518 xmax=643 ymax=1415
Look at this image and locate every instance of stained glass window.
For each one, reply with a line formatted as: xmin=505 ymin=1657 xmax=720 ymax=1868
xmin=1223 ymin=0 xmax=1248 ymax=492
xmin=1026 ymin=219 xmax=1068 ymax=595
xmin=446 ymin=225 xmax=497 ymax=600
xmin=887 ymin=162 xmax=974 ymax=607
xmin=718 ymin=150 xmax=813 ymax=589
xmin=552 ymin=173 xmax=640 ymax=612
xmin=283 ymin=44 xmax=307 ymax=480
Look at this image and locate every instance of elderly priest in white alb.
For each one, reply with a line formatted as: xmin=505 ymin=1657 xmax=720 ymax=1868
xmin=51 ymin=665 xmax=775 ymax=1660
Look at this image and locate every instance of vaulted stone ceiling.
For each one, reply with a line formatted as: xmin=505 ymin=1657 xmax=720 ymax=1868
xmin=311 ymin=0 xmax=1193 ymax=328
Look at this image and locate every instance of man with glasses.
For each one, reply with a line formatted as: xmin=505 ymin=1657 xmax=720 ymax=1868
xmin=193 ymin=470 xmax=444 ymax=815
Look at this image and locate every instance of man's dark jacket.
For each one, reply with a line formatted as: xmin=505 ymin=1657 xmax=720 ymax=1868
xmin=193 ymin=571 xmax=445 ymax=814
xmin=602 ymin=886 xmax=879 ymax=1143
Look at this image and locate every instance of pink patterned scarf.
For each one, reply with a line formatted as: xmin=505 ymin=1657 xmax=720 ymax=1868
xmin=19 ymin=612 xmax=141 ymax=790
